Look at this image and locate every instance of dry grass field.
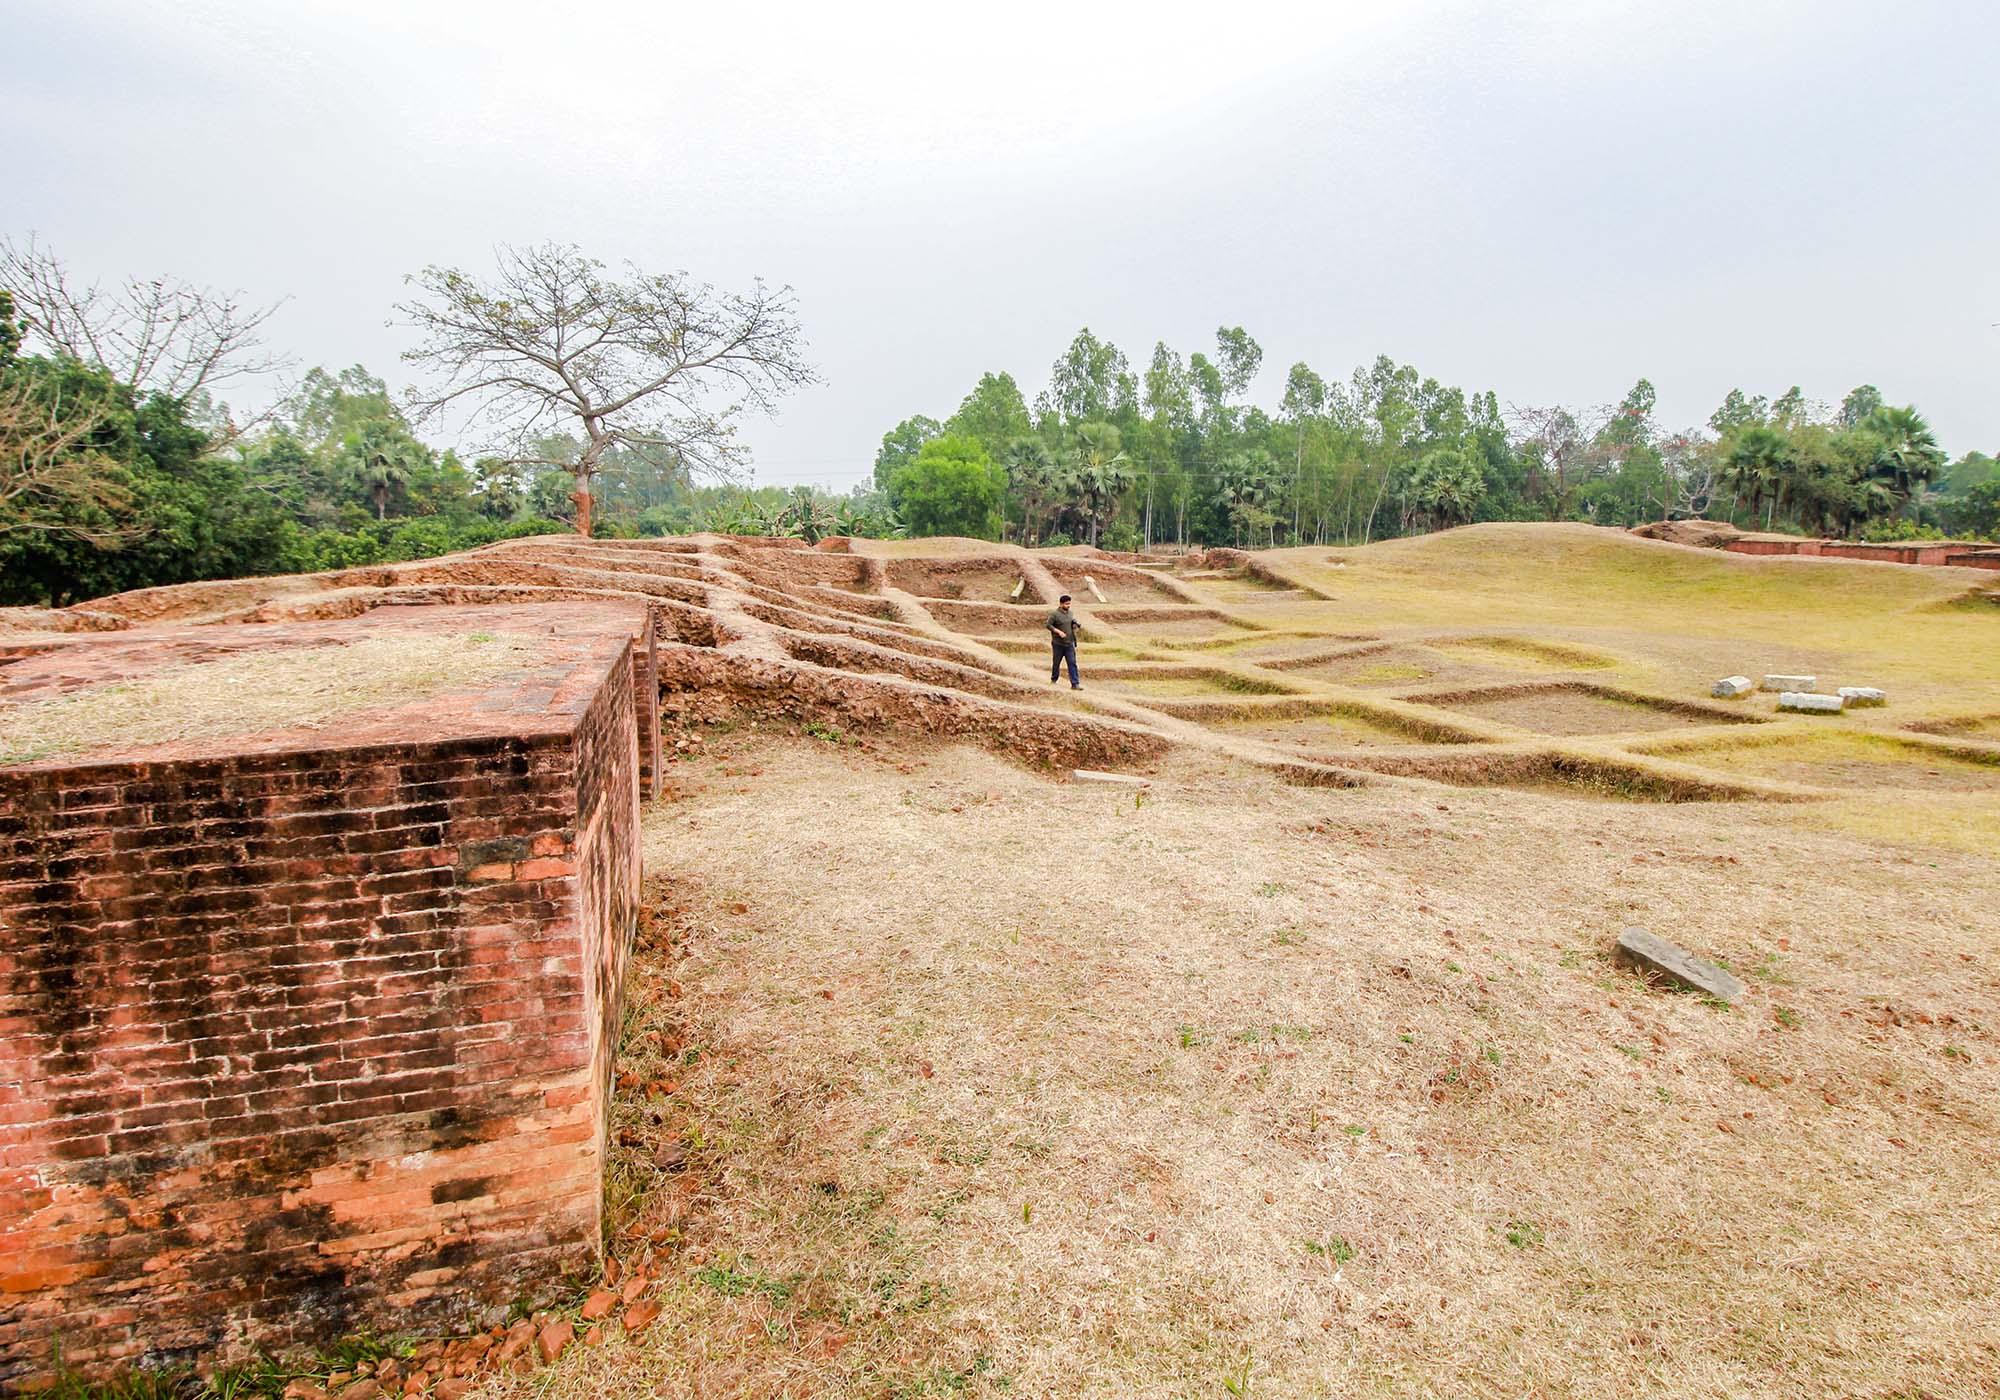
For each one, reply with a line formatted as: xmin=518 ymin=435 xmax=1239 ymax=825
xmin=480 ymin=526 xmax=1999 ymax=1400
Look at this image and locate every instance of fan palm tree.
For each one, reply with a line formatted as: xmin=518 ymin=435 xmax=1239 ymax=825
xmin=1003 ymin=436 xmax=1060 ymax=544
xmin=348 ymin=426 xmax=418 ymax=521
xmin=1070 ymin=422 xmax=1131 ymax=547
xmin=1863 ymin=405 xmax=1945 ymax=519
xmin=1723 ymin=427 xmax=1791 ymax=530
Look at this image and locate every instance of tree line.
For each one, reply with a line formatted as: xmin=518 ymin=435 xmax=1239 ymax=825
xmin=3 ymin=234 xmax=1995 ymax=609
xmin=0 ymin=239 xmax=822 ymax=607
xmin=869 ymin=327 xmax=1999 ymax=551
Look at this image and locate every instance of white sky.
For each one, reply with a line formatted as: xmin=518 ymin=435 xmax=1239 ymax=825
xmin=9 ymin=0 xmax=1998 ymax=486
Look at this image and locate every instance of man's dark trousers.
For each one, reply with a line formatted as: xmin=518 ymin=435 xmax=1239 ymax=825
xmin=1051 ymin=639 xmax=1080 ymax=687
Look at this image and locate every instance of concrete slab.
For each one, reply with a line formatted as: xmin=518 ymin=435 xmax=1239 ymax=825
xmin=1712 ymin=675 xmax=1754 ymax=698
xmin=1072 ymin=768 xmax=1151 ymax=787
xmin=1838 ymin=686 xmax=1886 ymax=706
xmin=1778 ymin=692 xmax=1843 ymax=714
xmin=1616 ymin=927 xmax=1745 ymax=1003
xmin=1762 ymin=674 xmax=1816 ymax=692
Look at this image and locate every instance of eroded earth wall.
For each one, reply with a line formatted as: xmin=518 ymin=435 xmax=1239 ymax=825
xmin=0 ymin=648 xmax=641 ymax=1382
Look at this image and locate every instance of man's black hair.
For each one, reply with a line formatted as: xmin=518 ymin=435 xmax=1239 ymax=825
xmin=1059 ymin=594 xmax=1072 ymax=603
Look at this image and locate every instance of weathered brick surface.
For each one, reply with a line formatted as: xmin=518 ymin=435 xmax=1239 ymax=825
xmin=0 ymin=614 xmax=642 ymax=1384
xmin=1722 ymin=538 xmax=1969 ymax=567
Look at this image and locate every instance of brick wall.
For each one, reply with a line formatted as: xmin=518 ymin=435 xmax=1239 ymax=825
xmin=0 ymin=646 xmax=641 ymax=1382
xmin=1723 ymin=539 xmax=1971 ymax=567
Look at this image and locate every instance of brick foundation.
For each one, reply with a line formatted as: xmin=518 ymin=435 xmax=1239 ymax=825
xmin=0 ymin=607 xmax=643 ymax=1382
xmin=1722 ymin=538 xmax=1982 ymax=567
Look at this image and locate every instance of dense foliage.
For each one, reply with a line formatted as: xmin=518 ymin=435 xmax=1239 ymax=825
xmin=3 ymin=264 xmax=1995 ymax=609
xmin=874 ymin=329 xmax=1998 ymax=551
xmin=0 ymin=346 xmax=894 ymax=606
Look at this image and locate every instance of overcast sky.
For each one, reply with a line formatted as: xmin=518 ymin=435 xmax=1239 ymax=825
xmin=10 ymin=0 xmax=1997 ymax=487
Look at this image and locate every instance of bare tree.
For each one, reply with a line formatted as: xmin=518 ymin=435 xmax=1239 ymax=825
xmin=396 ymin=242 xmax=816 ymax=536
xmin=1506 ymin=403 xmax=1611 ymax=516
xmin=0 ymin=375 xmax=132 ymax=544
xmin=0 ymin=234 xmax=289 ymax=422
xmin=1657 ymin=429 xmax=1719 ymax=518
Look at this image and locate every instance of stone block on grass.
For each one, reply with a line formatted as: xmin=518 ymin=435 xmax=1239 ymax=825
xmin=1615 ymin=927 xmax=1745 ymax=1003
xmin=1778 ymin=691 xmax=1842 ymax=714
xmin=1761 ymin=674 xmax=1816 ymax=692
xmin=1072 ymin=768 xmax=1151 ymax=787
xmin=1712 ymin=675 xmax=1754 ymax=698
xmin=1837 ymin=686 xmax=1886 ymax=706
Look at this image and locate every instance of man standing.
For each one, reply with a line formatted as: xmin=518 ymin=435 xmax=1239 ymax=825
xmin=1048 ymin=594 xmax=1082 ymax=689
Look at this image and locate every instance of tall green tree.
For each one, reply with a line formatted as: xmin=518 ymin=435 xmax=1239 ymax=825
xmin=889 ymin=433 xmax=1006 ymax=539
xmin=945 ymin=373 xmax=1031 ymax=459
xmin=1279 ymin=362 xmax=1327 ymax=541
xmin=1838 ymin=384 xmax=1883 ymax=429
xmin=875 ymin=414 xmax=941 ymax=495
xmin=1041 ymin=329 xmax=1135 ymax=428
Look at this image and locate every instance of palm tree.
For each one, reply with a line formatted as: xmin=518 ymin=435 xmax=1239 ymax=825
xmin=1723 ymin=427 xmax=1790 ymax=530
xmin=1069 ymin=422 xmax=1130 ymax=547
xmin=1212 ymin=452 xmax=1275 ymax=546
xmin=1003 ymin=436 xmax=1059 ymax=544
xmin=1863 ymin=405 xmax=1945 ymax=520
xmin=348 ymin=427 xmax=416 ymax=520
xmin=1410 ymin=448 xmax=1485 ymax=531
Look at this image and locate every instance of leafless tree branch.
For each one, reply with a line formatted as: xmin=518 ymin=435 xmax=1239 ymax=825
xmin=395 ymin=241 xmax=816 ymax=534
xmin=0 ymin=233 xmax=293 ymax=415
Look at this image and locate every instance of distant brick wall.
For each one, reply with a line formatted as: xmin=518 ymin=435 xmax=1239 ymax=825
xmin=1723 ymin=539 xmax=1825 ymax=557
xmin=0 ymin=647 xmax=640 ymax=1382
xmin=1723 ymin=539 xmax=1967 ymax=567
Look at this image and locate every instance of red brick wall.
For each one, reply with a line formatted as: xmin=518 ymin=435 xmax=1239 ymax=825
xmin=1725 ymin=539 xmax=1979 ymax=568
xmin=0 ymin=647 xmax=641 ymax=1382
xmin=569 ymin=640 xmax=642 ymax=1178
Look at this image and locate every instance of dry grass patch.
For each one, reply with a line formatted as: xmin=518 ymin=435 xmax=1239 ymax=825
xmin=1185 ymin=630 xmax=1380 ymax=658
xmin=1093 ymin=668 xmax=1299 ymax=701
xmin=1143 ymin=696 xmax=1486 ymax=747
xmin=1427 ymin=635 xmax=1618 ymax=672
xmin=1419 ymin=682 xmax=1764 ymax=738
xmin=1906 ymin=712 xmax=2000 ymax=741
xmin=1637 ymin=728 xmax=2000 ymax=794
xmin=1339 ymin=745 xmax=1791 ymax=802
xmin=1258 ymin=525 xmax=2000 ymax=689
xmin=0 ymin=631 xmax=541 ymax=765
xmin=518 ymin=731 xmax=2000 ymax=1399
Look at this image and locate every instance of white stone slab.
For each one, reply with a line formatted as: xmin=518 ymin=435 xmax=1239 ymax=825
xmin=1837 ymin=686 xmax=1886 ymax=706
xmin=1082 ymin=573 xmax=1107 ymax=603
xmin=1712 ymin=675 xmax=1754 ymax=698
xmin=1762 ymin=674 xmax=1816 ymax=692
xmin=1778 ymin=691 xmax=1843 ymax=713
xmin=1072 ymin=769 xmax=1151 ymax=787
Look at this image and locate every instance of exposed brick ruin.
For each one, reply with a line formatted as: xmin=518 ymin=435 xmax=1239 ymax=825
xmin=1720 ymin=537 xmax=2000 ymax=568
xmin=1 ymin=605 xmax=641 ymax=1381
xmin=1 ymin=538 xmax=1180 ymax=1384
